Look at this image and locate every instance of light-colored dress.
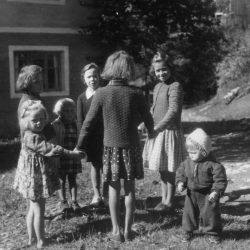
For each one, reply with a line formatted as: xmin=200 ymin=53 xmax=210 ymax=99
xmin=143 ymin=81 xmax=185 ymax=172
xmin=13 ymin=131 xmax=66 ymax=200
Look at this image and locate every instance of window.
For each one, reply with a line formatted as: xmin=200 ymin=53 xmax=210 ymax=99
xmin=7 ymin=0 xmax=65 ymax=5
xmin=9 ymin=46 xmax=69 ymax=98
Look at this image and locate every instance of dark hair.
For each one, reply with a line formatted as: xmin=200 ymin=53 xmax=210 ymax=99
xmin=101 ymin=50 xmax=136 ymax=82
xmin=16 ymin=65 xmax=43 ymax=93
xmin=80 ymin=63 xmax=100 ymax=84
xmin=149 ymin=51 xmax=174 ymax=77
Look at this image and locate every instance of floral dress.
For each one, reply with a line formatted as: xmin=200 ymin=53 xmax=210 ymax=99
xmin=13 ymin=131 xmax=64 ymax=200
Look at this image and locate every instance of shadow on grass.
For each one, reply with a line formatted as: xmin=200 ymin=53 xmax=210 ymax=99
xmin=222 ymin=202 xmax=250 ymax=216
xmin=224 ymin=188 xmax=250 ymax=202
xmin=222 ymin=229 xmax=250 ymax=240
xmin=49 ymin=217 xmax=112 ymax=244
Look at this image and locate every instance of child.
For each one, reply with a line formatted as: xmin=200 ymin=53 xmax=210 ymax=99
xmin=16 ymin=64 xmax=54 ymax=140
xmin=176 ymin=128 xmax=227 ymax=244
xmin=76 ymin=51 xmax=155 ymax=242
xmin=52 ymin=98 xmax=82 ymax=211
xmin=143 ymin=51 xmax=185 ymax=212
xmin=77 ymin=63 xmax=108 ymax=207
xmin=13 ymin=100 xmax=82 ymax=249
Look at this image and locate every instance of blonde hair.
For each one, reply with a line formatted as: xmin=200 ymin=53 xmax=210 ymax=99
xmin=80 ymin=63 xmax=100 ymax=84
xmin=53 ymin=98 xmax=75 ymax=116
xmin=149 ymin=51 xmax=173 ymax=77
xmin=101 ymin=50 xmax=136 ymax=82
xmin=16 ymin=65 xmax=43 ymax=92
xmin=19 ymin=100 xmax=49 ymax=133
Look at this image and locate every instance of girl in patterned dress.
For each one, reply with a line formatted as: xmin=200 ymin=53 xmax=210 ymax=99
xmin=143 ymin=51 xmax=186 ymax=212
xmin=77 ymin=63 xmax=108 ymax=207
xmin=13 ymin=100 xmax=82 ymax=249
xmin=76 ymin=51 xmax=155 ymax=242
xmin=52 ymin=98 xmax=83 ymax=211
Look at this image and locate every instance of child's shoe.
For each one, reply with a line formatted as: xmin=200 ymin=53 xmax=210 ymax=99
xmin=208 ymin=235 xmax=221 ymax=244
xmin=182 ymin=232 xmax=193 ymax=242
xmin=58 ymin=200 xmax=69 ymax=212
xmin=108 ymin=232 xmax=125 ymax=243
xmin=71 ymin=201 xmax=81 ymax=211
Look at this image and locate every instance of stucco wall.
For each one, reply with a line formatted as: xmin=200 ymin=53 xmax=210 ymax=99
xmin=0 ymin=1 xmax=97 ymax=28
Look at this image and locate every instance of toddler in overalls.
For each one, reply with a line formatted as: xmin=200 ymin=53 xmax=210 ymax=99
xmin=176 ymin=128 xmax=227 ymax=244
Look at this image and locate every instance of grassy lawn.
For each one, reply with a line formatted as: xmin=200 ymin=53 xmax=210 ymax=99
xmin=1 ymin=130 xmax=250 ymax=249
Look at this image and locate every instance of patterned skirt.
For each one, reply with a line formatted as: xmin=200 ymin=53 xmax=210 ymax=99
xmin=103 ymin=146 xmax=144 ymax=182
xmin=143 ymin=129 xmax=186 ymax=172
xmin=13 ymin=149 xmax=60 ymax=200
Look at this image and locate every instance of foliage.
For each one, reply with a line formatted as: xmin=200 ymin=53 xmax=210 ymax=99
xmin=82 ymin=0 xmax=226 ymax=104
xmin=216 ymin=30 xmax=250 ymax=98
xmin=215 ymin=0 xmax=230 ymax=13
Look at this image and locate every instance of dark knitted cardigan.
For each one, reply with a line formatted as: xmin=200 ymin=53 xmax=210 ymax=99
xmin=176 ymin=153 xmax=228 ymax=195
xmin=76 ymin=91 xmax=103 ymax=163
xmin=152 ymin=81 xmax=183 ymax=132
xmin=76 ymin=80 xmax=154 ymax=150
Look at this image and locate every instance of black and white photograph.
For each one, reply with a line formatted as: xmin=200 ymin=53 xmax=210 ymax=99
xmin=1 ymin=0 xmax=250 ymax=249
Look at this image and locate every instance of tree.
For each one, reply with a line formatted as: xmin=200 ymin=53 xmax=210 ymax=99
xmin=82 ymin=0 xmax=225 ymax=104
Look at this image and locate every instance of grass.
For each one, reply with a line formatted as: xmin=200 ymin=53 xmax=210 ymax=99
xmin=1 ymin=161 xmax=250 ymax=250
xmin=1 ymin=129 xmax=250 ymax=250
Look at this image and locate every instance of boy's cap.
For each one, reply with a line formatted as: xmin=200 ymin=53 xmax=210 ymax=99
xmin=186 ymin=128 xmax=212 ymax=154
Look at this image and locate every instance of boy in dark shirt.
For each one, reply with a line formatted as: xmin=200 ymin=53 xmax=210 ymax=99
xmin=176 ymin=128 xmax=227 ymax=244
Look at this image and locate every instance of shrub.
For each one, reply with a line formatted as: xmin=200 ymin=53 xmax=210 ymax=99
xmin=82 ymin=0 xmax=226 ymax=104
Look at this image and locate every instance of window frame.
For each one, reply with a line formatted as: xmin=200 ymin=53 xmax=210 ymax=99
xmin=9 ymin=45 xmax=69 ymax=98
xmin=7 ymin=0 xmax=65 ymax=5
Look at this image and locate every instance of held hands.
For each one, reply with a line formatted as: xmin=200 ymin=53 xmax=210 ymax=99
xmin=177 ymin=182 xmax=185 ymax=193
xmin=208 ymin=191 xmax=219 ymax=203
xmin=72 ymin=148 xmax=86 ymax=159
xmin=148 ymin=129 xmax=158 ymax=139
xmin=138 ymin=123 xmax=145 ymax=134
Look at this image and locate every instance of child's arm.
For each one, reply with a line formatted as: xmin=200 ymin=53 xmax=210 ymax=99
xmin=76 ymin=96 xmax=84 ymax=134
xmin=211 ymin=162 xmax=228 ymax=197
xmin=154 ymin=82 xmax=183 ymax=133
xmin=175 ymin=161 xmax=188 ymax=189
xmin=137 ymin=91 xmax=155 ymax=137
xmin=24 ymin=132 xmax=82 ymax=158
xmin=76 ymin=90 xmax=102 ymax=150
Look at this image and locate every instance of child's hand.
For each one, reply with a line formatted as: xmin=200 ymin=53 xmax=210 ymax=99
xmin=71 ymin=148 xmax=86 ymax=159
xmin=138 ymin=123 xmax=145 ymax=133
xmin=208 ymin=191 xmax=219 ymax=202
xmin=177 ymin=182 xmax=185 ymax=193
xmin=148 ymin=129 xmax=158 ymax=139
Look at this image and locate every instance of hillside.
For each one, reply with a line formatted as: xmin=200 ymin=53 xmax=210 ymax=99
xmin=182 ymin=93 xmax=250 ymax=122
xmin=182 ymin=29 xmax=250 ymax=123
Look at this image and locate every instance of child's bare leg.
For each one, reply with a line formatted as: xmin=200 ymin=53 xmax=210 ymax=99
xmin=109 ymin=180 xmax=121 ymax=235
xmin=160 ymin=171 xmax=175 ymax=206
xmin=26 ymin=200 xmax=34 ymax=245
xmin=32 ymin=198 xmax=46 ymax=248
xmin=124 ymin=180 xmax=135 ymax=235
xmin=91 ymin=163 xmax=101 ymax=201
xmin=68 ymin=174 xmax=77 ymax=202
xmin=58 ymin=174 xmax=67 ymax=201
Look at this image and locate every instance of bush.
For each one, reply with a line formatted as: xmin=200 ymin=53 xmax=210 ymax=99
xmin=216 ymin=30 xmax=250 ymax=99
xmin=83 ymin=0 xmax=226 ymax=104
